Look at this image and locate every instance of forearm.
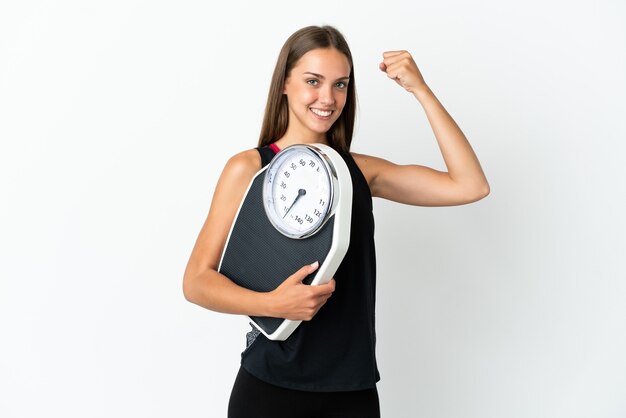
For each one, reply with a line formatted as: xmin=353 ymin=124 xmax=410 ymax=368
xmin=183 ymin=269 xmax=272 ymax=317
xmin=413 ymin=86 xmax=489 ymax=191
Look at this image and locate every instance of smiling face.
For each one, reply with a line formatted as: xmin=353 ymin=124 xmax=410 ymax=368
xmin=282 ymin=48 xmax=351 ymax=143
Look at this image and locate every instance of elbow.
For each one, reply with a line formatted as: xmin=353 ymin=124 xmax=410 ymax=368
xmin=462 ymin=181 xmax=490 ymax=204
xmin=182 ymin=273 xmax=198 ymax=304
xmin=477 ymin=182 xmax=490 ymax=200
xmin=182 ymin=267 xmax=220 ymax=309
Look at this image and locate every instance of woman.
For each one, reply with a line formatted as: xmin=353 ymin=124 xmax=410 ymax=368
xmin=183 ymin=25 xmax=489 ymax=418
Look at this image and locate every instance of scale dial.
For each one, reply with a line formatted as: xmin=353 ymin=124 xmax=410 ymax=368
xmin=263 ymin=144 xmax=337 ymax=239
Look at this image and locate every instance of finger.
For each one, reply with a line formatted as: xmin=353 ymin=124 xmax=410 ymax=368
xmin=383 ymin=50 xmax=406 ymax=58
xmin=382 ymin=51 xmax=411 ymax=66
xmin=383 ymin=59 xmax=415 ymax=79
xmin=383 ymin=56 xmax=413 ymax=71
xmin=311 ymin=279 xmax=335 ymax=296
xmin=286 ymin=261 xmax=319 ymax=284
xmin=299 ymin=260 xmax=319 ymax=279
xmin=306 ymin=261 xmax=320 ymax=279
xmin=382 ymin=64 xmax=401 ymax=81
xmin=380 ymin=61 xmax=400 ymax=79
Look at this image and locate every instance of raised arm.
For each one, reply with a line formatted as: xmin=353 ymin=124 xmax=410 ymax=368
xmin=353 ymin=50 xmax=489 ymax=207
xmin=182 ymin=149 xmax=335 ymax=321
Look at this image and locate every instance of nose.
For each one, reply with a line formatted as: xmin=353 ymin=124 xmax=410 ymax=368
xmin=318 ymin=85 xmax=335 ymax=106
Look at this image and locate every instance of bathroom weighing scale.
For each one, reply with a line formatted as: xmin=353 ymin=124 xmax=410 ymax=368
xmin=218 ymin=143 xmax=352 ymax=341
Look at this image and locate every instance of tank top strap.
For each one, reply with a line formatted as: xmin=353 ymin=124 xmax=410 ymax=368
xmin=256 ymin=144 xmax=279 ymax=168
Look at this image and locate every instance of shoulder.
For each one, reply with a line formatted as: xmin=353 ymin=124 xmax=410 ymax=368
xmin=350 ymin=151 xmax=394 ymax=190
xmin=209 ymin=148 xmax=263 ymax=222
xmin=221 ymin=148 xmax=262 ymax=182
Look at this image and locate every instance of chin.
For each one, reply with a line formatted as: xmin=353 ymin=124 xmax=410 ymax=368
xmin=311 ymin=120 xmax=339 ymax=134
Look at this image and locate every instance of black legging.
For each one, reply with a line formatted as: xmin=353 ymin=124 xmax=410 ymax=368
xmin=228 ymin=367 xmax=381 ymax=418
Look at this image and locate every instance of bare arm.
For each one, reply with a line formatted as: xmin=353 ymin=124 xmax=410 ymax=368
xmin=182 ymin=149 xmax=335 ymax=320
xmin=354 ymin=51 xmax=489 ymax=206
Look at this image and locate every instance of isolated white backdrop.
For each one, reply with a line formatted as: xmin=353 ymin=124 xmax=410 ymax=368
xmin=1 ymin=1 xmax=625 ymax=417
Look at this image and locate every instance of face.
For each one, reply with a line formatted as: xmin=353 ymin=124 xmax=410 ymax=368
xmin=283 ymin=48 xmax=351 ymax=142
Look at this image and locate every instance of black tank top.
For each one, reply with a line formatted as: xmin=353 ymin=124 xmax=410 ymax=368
xmin=240 ymin=145 xmax=380 ymax=392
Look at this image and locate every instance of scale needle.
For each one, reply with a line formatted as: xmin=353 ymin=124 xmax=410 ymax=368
xmin=283 ymin=189 xmax=306 ymax=218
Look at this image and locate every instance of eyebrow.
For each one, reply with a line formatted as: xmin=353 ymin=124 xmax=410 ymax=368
xmin=303 ymin=72 xmax=350 ymax=81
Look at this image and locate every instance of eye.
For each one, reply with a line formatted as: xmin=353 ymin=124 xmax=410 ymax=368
xmin=335 ymin=81 xmax=348 ymax=89
xmin=306 ymin=79 xmax=319 ymax=86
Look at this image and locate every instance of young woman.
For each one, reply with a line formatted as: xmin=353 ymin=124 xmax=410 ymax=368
xmin=183 ymin=25 xmax=489 ymax=418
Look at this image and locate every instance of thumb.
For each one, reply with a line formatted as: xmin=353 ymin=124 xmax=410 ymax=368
xmin=289 ymin=261 xmax=319 ymax=283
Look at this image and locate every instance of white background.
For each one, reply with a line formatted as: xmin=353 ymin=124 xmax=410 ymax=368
xmin=1 ymin=1 xmax=625 ymax=417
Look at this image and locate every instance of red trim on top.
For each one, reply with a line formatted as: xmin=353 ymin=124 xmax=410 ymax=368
xmin=269 ymin=143 xmax=281 ymax=154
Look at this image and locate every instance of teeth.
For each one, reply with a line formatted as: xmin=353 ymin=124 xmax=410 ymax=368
xmin=310 ymin=108 xmax=332 ymax=117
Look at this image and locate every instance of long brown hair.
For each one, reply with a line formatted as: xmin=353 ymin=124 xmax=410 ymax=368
xmin=257 ymin=26 xmax=356 ymax=153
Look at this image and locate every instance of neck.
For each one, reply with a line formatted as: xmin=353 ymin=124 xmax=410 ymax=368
xmin=274 ymin=132 xmax=328 ymax=150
